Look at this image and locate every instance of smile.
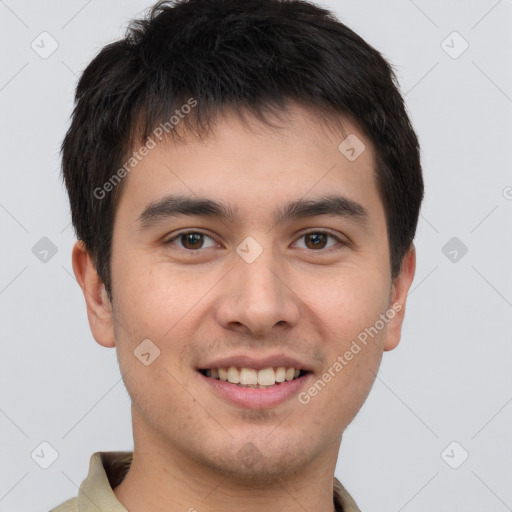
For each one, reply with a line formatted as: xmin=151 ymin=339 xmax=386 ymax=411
xmin=200 ymin=366 xmax=308 ymax=388
xmin=198 ymin=366 xmax=312 ymax=408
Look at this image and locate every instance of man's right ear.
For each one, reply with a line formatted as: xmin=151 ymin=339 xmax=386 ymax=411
xmin=72 ymin=240 xmax=115 ymax=348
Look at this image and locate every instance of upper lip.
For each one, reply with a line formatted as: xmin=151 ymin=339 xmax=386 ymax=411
xmin=197 ymin=354 xmax=312 ymax=372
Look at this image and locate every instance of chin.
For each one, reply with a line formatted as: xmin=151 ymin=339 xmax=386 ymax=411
xmin=193 ymin=437 xmax=312 ymax=483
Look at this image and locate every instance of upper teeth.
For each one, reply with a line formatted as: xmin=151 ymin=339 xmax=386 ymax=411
xmin=206 ymin=367 xmax=301 ymax=386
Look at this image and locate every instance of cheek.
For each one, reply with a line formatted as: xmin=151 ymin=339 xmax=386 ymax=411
xmin=304 ymin=264 xmax=390 ymax=337
xmin=295 ymin=269 xmax=389 ymax=421
xmin=111 ymin=254 xmax=192 ymax=336
xmin=111 ymin=255 xmax=215 ymax=382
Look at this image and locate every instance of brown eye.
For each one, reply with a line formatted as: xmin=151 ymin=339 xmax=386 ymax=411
xmin=304 ymin=233 xmax=328 ymax=249
xmin=294 ymin=232 xmax=342 ymax=251
xmin=166 ymin=232 xmax=217 ymax=250
xmin=181 ymin=233 xmax=204 ymax=249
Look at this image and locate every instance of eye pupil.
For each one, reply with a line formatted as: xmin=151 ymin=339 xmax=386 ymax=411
xmin=182 ymin=233 xmax=203 ymax=249
xmin=305 ymin=233 xmax=327 ymax=249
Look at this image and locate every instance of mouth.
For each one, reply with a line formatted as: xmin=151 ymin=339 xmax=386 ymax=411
xmin=198 ymin=367 xmax=310 ymax=389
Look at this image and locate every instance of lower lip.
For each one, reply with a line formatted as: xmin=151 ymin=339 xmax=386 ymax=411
xmin=200 ymin=373 xmax=311 ymax=409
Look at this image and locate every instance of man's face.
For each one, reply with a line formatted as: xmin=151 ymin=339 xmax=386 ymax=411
xmin=94 ymin=104 xmax=411 ymax=480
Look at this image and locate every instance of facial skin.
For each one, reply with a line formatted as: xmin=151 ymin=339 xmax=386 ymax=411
xmin=73 ymin=103 xmax=415 ymax=512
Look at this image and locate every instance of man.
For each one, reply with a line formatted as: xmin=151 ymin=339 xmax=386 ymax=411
xmin=52 ymin=0 xmax=423 ymax=510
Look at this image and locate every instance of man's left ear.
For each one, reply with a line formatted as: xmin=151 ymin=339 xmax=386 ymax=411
xmin=383 ymin=244 xmax=416 ymax=352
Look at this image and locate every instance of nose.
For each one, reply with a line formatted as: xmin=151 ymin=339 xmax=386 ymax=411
xmin=214 ymin=247 xmax=301 ymax=337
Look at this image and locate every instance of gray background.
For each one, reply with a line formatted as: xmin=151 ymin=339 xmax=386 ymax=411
xmin=1 ymin=0 xmax=511 ymax=510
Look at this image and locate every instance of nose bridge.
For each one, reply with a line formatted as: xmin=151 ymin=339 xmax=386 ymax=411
xmin=240 ymin=252 xmax=280 ymax=301
xmin=215 ymin=238 xmax=300 ymax=335
xmin=237 ymin=240 xmax=283 ymax=311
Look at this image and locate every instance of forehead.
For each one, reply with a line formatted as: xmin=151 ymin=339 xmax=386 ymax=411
xmin=114 ymin=103 xmax=384 ymax=228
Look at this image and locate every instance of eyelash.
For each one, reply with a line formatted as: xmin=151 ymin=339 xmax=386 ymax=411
xmin=164 ymin=230 xmax=345 ymax=252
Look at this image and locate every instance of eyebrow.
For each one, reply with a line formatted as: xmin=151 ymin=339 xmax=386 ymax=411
xmin=137 ymin=194 xmax=369 ymax=229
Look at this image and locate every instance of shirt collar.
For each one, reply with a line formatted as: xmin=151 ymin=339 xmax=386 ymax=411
xmin=77 ymin=451 xmax=360 ymax=512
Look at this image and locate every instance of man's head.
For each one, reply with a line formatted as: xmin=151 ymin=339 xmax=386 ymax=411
xmin=65 ymin=0 xmax=422 ymax=485
xmin=63 ymin=0 xmax=423 ymax=302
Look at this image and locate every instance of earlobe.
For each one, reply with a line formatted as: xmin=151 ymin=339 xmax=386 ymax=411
xmin=71 ymin=240 xmax=116 ymax=348
xmin=383 ymin=245 xmax=416 ymax=352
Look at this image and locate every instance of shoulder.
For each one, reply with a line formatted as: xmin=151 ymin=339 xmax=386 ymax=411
xmin=49 ymin=496 xmax=78 ymax=512
xmin=333 ymin=477 xmax=361 ymax=512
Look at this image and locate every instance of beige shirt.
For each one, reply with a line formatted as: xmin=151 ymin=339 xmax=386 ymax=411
xmin=50 ymin=452 xmax=361 ymax=512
